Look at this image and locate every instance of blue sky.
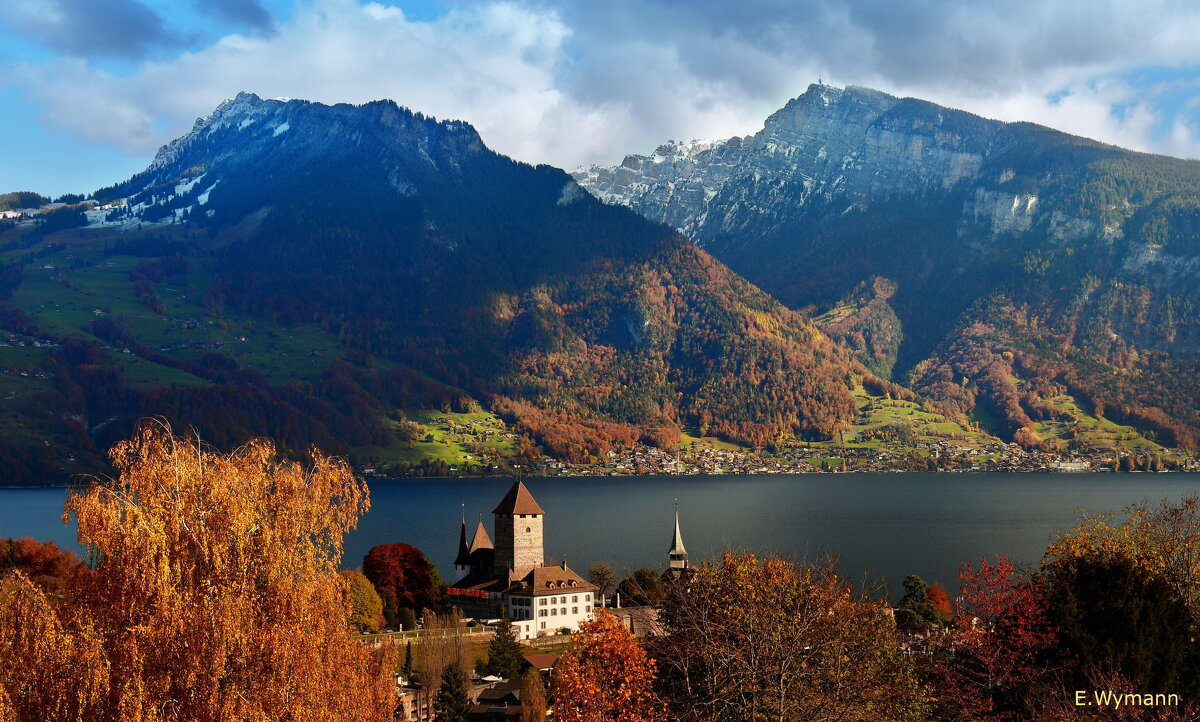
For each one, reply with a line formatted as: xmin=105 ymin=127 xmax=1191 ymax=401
xmin=4 ymin=0 xmax=1200 ymax=197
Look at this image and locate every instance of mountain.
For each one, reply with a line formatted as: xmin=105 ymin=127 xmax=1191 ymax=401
xmin=575 ymin=84 xmax=1200 ymax=448
xmin=0 ymin=93 xmax=874 ymax=483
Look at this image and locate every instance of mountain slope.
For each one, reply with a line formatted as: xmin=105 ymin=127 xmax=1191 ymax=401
xmin=575 ymin=84 xmax=1200 ymax=448
xmin=0 ymin=93 xmax=868 ymax=482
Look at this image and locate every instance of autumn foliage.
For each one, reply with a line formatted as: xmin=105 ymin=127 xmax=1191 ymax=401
xmin=0 ymin=423 xmax=395 ymax=721
xmin=554 ymin=609 xmax=664 ymax=722
xmin=362 ymin=542 xmax=439 ymax=624
xmin=653 ymin=553 xmax=927 ymax=722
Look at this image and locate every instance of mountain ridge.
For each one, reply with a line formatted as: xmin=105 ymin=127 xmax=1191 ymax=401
xmin=574 ymin=83 xmax=1200 ymax=448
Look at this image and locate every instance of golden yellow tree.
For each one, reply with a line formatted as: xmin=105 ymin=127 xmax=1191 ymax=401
xmin=0 ymin=423 xmax=396 ymax=721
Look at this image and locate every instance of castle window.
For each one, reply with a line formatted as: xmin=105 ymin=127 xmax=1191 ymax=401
xmin=584 ymin=594 xmax=590 ymax=601
xmin=572 ymin=607 xmax=578 ymax=614
xmin=539 ymin=610 xmax=546 ymax=617
xmin=551 ymin=608 xmax=557 ymax=616
xmin=570 ymin=581 xmax=577 ymax=587
xmin=539 ymin=599 xmax=546 ymax=606
xmin=572 ymin=596 xmax=578 ymax=603
xmin=526 ymin=527 xmax=531 ymax=533
xmin=560 ymin=608 xmax=567 ymax=616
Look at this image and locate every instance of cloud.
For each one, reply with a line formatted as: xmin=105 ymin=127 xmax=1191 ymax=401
xmin=0 ymin=0 xmax=183 ymax=59
xmin=9 ymin=0 xmax=1200 ymax=180
xmin=194 ymin=0 xmax=277 ymax=35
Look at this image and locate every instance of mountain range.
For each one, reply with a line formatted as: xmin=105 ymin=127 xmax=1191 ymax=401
xmin=0 ymin=84 xmax=1195 ymax=483
xmin=575 ymin=84 xmax=1200 ymax=449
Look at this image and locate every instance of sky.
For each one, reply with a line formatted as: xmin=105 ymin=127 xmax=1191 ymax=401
xmin=5 ymin=0 xmax=1200 ymax=198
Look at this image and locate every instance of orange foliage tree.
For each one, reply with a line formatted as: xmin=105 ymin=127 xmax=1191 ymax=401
xmin=553 ymin=609 xmax=663 ymax=722
xmin=0 ymin=422 xmax=396 ymax=721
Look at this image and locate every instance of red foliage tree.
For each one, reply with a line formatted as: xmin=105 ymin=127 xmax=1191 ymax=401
xmin=0 ymin=537 xmax=83 ymax=593
xmin=930 ymin=556 xmax=1059 ymax=720
xmin=927 ymin=581 xmax=953 ymax=624
xmin=362 ymin=543 xmax=437 ymax=622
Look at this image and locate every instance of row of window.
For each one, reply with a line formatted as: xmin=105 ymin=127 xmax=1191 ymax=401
xmin=537 ymin=606 xmax=584 ymax=617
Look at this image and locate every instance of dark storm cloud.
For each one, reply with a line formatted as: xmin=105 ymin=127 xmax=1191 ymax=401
xmin=1 ymin=0 xmax=184 ymax=59
xmin=194 ymin=0 xmax=277 ymax=35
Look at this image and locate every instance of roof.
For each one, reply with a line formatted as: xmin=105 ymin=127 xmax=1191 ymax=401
xmin=492 ymin=481 xmax=545 ymax=516
xmin=469 ymin=521 xmax=494 ymax=552
xmin=669 ymin=505 xmax=687 ymax=556
xmin=454 ymin=518 xmax=471 ymax=566
xmin=505 ymin=564 xmax=596 ymax=596
xmin=523 ymin=653 xmax=558 ymax=670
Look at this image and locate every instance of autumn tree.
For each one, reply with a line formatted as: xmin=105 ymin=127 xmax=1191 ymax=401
xmin=554 ymin=609 xmax=663 ymax=722
xmin=0 ymin=423 xmax=396 ymax=721
xmin=417 ymin=610 xmax=472 ymax=714
xmin=434 ymin=662 xmax=472 ymax=722
xmin=363 ymin=542 xmax=440 ymax=625
xmin=341 ymin=569 xmax=385 ymax=633
xmin=0 ymin=537 xmax=83 ymax=594
xmin=652 ymin=552 xmax=927 ymax=722
xmin=520 ymin=667 xmax=547 ymax=722
xmin=928 ymin=556 xmax=1059 ymax=720
xmin=927 ymin=582 xmax=953 ymax=625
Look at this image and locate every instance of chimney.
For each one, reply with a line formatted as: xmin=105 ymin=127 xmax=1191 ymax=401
xmin=560 ymin=559 xmax=567 ymax=570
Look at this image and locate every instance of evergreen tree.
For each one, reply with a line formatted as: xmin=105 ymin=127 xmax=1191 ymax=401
xmin=402 ymin=642 xmax=414 ymax=681
xmin=895 ymin=574 xmax=940 ymax=632
xmin=484 ymin=613 xmax=526 ymax=679
xmin=434 ymin=662 xmax=472 ymax=722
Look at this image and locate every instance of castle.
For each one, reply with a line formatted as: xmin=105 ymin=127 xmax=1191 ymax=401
xmin=449 ymin=481 xmax=598 ymax=639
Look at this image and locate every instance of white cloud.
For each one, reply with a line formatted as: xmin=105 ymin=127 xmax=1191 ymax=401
xmin=8 ymin=0 xmax=1200 ymax=178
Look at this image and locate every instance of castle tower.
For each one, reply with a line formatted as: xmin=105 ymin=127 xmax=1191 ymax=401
xmin=492 ymin=480 xmax=545 ymax=573
xmin=668 ymin=499 xmax=688 ymax=570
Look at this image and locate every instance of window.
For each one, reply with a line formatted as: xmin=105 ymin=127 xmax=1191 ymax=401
xmin=551 ymin=608 xmax=557 ymax=616
xmin=540 ymin=623 xmax=546 ymax=630
xmin=561 ymin=608 xmax=567 ymax=616
xmin=539 ymin=610 xmax=546 ymax=617
xmin=572 ymin=607 xmax=578 ymax=614
xmin=584 ymin=594 xmax=590 ymax=601
xmin=526 ymin=527 xmax=531 ymax=533
xmin=539 ymin=598 xmax=546 ymax=606
xmin=572 ymin=595 xmax=578 ymax=603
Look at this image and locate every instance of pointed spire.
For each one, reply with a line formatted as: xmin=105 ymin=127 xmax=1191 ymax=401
xmin=469 ymin=520 xmax=494 ymax=552
xmin=669 ymin=499 xmax=688 ymax=570
xmin=454 ymin=504 xmax=471 ymax=568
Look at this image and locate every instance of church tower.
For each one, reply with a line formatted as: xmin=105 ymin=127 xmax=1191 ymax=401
xmin=668 ymin=499 xmax=688 ymax=571
xmin=492 ymin=480 xmax=545 ymax=573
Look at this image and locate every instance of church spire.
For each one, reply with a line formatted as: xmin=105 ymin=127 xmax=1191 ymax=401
xmin=454 ymin=504 xmax=470 ymax=570
xmin=669 ymin=499 xmax=688 ymax=570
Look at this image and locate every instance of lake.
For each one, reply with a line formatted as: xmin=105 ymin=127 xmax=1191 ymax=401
xmin=3 ymin=472 xmax=1199 ymax=601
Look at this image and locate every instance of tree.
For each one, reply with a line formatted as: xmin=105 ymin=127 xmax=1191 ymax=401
xmin=652 ymin=552 xmax=927 ymax=722
xmin=927 ymin=582 xmax=953 ymax=625
xmin=484 ymin=613 xmax=527 ymax=679
xmin=363 ymin=543 xmax=438 ymax=623
xmin=417 ymin=610 xmax=472 ymax=714
xmin=617 ymin=567 xmax=663 ymax=606
xmin=896 ymin=574 xmax=940 ymax=633
xmin=402 ymin=642 xmax=414 ymax=680
xmin=554 ymin=609 xmax=663 ymax=722
xmin=0 ymin=423 xmax=396 ymax=721
xmin=398 ymin=607 xmax=418 ymax=631
xmin=341 ymin=569 xmax=385 ymax=633
xmin=929 ymin=556 xmax=1059 ymax=720
xmin=0 ymin=537 xmax=83 ymax=594
xmin=520 ymin=667 xmax=547 ymax=722
xmin=434 ymin=662 xmax=472 ymax=722
xmin=1045 ymin=552 xmax=1200 ymax=699
xmin=587 ymin=561 xmax=616 ymax=599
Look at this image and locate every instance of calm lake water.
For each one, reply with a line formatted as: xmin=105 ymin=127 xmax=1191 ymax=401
xmin=4 ymin=473 xmax=1199 ymax=600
